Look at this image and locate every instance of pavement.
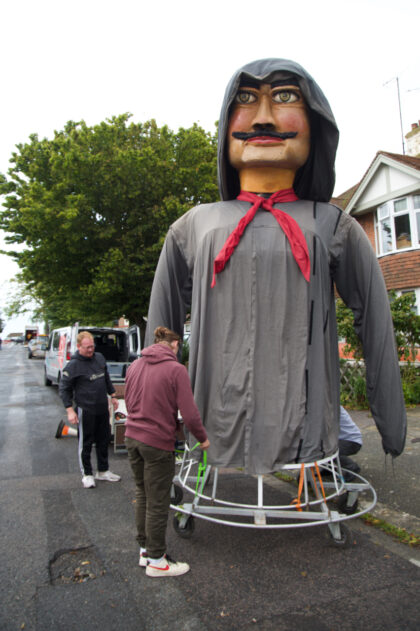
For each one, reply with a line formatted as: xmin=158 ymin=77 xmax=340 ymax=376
xmin=1 ymin=346 xmax=420 ymax=631
xmin=346 ymin=406 xmax=420 ymax=538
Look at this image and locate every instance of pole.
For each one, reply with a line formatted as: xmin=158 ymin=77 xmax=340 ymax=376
xmin=396 ymin=77 xmax=405 ymax=155
xmin=383 ymin=76 xmax=405 ymax=155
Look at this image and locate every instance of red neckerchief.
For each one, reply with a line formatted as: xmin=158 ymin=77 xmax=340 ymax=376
xmin=211 ymin=189 xmax=310 ymax=288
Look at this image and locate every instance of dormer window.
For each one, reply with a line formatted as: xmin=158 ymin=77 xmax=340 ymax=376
xmin=376 ymin=194 xmax=420 ymax=255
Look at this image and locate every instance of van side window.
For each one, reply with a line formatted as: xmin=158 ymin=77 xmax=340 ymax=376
xmin=52 ymin=332 xmax=60 ymax=351
xmin=130 ymin=332 xmax=139 ymax=351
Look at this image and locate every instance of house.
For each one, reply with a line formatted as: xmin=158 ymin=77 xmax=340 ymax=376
xmin=333 ymin=142 xmax=420 ymax=311
xmin=332 ymin=121 xmax=420 ymax=361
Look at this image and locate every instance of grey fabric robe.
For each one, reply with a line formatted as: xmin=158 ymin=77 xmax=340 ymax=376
xmin=145 ymin=59 xmax=406 ymax=473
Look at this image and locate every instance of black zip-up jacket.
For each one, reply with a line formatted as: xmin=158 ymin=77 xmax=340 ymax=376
xmin=59 ymin=351 xmax=115 ymax=413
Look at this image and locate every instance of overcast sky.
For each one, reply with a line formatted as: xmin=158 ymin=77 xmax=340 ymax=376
xmin=1 ymin=0 xmax=419 ymax=335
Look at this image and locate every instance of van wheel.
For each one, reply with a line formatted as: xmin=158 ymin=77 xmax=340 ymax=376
xmin=44 ymin=370 xmax=52 ymax=386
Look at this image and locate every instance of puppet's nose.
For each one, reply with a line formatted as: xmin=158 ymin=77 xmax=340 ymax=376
xmin=251 ymin=95 xmax=276 ymax=128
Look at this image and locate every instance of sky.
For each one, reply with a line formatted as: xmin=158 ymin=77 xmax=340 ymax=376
xmin=1 ymin=0 xmax=419 ymax=335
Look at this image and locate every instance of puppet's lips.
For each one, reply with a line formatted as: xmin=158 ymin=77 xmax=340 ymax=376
xmin=246 ymin=136 xmax=286 ymax=144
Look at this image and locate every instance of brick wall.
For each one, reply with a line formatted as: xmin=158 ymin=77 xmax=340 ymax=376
xmin=379 ymin=250 xmax=420 ymax=290
xmin=354 ymin=212 xmax=420 ymax=290
xmin=355 ymin=213 xmax=376 ymax=249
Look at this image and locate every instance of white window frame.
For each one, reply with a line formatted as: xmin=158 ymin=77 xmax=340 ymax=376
xmin=375 ymin=194 xmax=420 ymax=256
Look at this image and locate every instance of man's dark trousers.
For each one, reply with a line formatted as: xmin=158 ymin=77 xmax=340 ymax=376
xmin=125 ymin=437 xmax=175 ymax=559
xmin=78 ymin=409 xmax=110 ymax=476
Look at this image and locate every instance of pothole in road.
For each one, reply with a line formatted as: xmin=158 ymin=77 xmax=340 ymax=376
xmin=49 ymin=546 xmax=106 ymax=585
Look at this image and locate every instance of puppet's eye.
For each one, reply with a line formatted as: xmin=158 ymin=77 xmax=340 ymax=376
xmin=272 ymin=90 xmax=299 ymax=103
xmin=235 ymin=90 xmax=257 ymax=104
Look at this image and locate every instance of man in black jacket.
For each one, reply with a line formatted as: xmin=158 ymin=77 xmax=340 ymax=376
xmin=59 ymin=331 xmax=121 ymax=488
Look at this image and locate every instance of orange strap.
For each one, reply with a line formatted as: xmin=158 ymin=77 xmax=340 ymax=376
xmin=291 ymin=463 xmax=305 ymax=511
xmin=310 ymin=462 xmax=328 ymax=504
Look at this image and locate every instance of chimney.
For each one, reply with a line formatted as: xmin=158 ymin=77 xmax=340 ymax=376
xmin=405 ymin=120 xmax=420 ymax=157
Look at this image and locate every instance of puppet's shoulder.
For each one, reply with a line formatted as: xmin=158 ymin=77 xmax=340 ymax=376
xmin=312 ymin=201 xmax=358 ymax=237
xmin=171 ymin=200 xmax=239 ymax=236
xmin=173 ymin=200 xmax=234 ymax=224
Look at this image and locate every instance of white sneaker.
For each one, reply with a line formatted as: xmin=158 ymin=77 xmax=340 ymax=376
xmin=82 ymin=475 xmax=95 ymax=488
xmin=95 ymin=470 xmax=121 ymax=482
xmin=139 ymin=548 xmax=148 ymax=567
xmin=146 ymin=554 xmax=190 ymax=577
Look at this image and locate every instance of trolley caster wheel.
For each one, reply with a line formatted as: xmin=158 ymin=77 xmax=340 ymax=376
xmin=328 ymin=523 xmax=351 ymax=548
xmin=337 ymin=492 xmax=359 ymax=515
xmin=171 ymin=484 xmax=183 ymax=505
xmin=173 ymin=514 xmax=195 ymax=539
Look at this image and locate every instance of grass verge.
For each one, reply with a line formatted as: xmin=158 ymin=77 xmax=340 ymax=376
xmin=361 ymin=513 xmax=420 ymax=547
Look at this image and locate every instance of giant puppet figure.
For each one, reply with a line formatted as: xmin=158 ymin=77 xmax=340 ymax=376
xmin=145 ymin=58 xmax=406 ymax=474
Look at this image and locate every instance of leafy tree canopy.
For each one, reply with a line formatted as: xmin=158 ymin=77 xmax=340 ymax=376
xmin=336 ymin=291 xmax=420 ymax=361
xmin=0 ymin=114 xmax=218 ymax=330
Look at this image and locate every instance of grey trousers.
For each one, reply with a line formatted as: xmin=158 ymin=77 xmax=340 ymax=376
xmin=125 ymin=437 xmax=175 ymax=559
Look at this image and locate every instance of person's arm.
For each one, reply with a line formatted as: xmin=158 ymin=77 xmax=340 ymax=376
xmin=59 ymin=363 xmax=79 ymax=425
xmin=65 ymin=407 xmax=79 ymax=425
xmin=334 ymin=216 xmax=406 ymax=457
xmin=102 ymin=356 xmax=119 ymax=410
xmin=175 ymin=366 xmax=209 ymax=449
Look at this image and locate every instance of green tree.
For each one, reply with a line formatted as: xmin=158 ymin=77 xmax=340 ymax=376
xmin=336 ymin=298 xmax=363 ymax=359
xmin=336 ymin=292 xmax=420 ymax=361
xmin=0 ymin=115 xmax=218 ymax=331
xmin=389 ymin=291 xmax=420 ymax=361
xmin=337 ymin=292 xmax=420 ymax=406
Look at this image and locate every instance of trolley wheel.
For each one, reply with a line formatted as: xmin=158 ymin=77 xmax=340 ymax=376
xmin=171 ymin=484 xmax=183 ymax=505
xmin=328 ymin=523 xmax=351 ymax=548
xmin=173 ymin=514 xmax=195 ymax=539
xmin=337 ymin=492 xmax=359 ymax=515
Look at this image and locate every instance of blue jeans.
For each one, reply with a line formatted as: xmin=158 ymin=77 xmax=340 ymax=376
xmin=125 ymin=437 xmax=175 ymax=559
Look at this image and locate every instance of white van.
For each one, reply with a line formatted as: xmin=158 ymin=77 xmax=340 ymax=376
xmin=44 ymin=324 xmax=141 ymax=387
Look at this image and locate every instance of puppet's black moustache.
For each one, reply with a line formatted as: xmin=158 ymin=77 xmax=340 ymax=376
xmin=232 ymin=130 xmax=298 ymax=141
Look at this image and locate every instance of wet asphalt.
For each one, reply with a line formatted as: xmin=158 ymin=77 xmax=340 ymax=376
xmin=1 ymin=345 xmax=419 ymax=631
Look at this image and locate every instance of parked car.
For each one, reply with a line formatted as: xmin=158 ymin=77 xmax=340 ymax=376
xmin=44 ymin=325 xmax=141 ymax=386
xmin=28 ymin=335 xmax=49 ymax=359
xmin=7 ymin=336 xmax=24 ymax=344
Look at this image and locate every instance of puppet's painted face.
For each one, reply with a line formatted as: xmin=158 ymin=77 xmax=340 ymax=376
xmin=227 ymin=81 xmax=310 ymax=173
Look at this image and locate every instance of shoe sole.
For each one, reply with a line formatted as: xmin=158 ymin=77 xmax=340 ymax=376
xmin=146 ymin=566 xmax=190 ymax=577
xmin=94 ymin=476 xmax=121 ymax=482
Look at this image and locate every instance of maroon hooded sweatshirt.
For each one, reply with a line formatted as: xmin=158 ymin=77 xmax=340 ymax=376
xmin=124 ymin=343 xmax=207 ymax=451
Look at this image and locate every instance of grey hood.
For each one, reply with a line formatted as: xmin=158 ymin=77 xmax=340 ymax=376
xmin=217 ymin=58 xmax=339 ymax=202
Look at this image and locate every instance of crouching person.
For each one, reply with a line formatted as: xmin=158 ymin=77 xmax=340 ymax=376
xmin=124 ymin=326 xmax=209 ymax=577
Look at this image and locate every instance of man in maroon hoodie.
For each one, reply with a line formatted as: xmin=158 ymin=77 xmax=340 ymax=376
xmin=124 ymin=326 xmax=209 ymax=577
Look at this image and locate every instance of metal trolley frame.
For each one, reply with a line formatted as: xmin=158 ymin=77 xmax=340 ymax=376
xmin=171 ymin=444 xmax=376 ymax=546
